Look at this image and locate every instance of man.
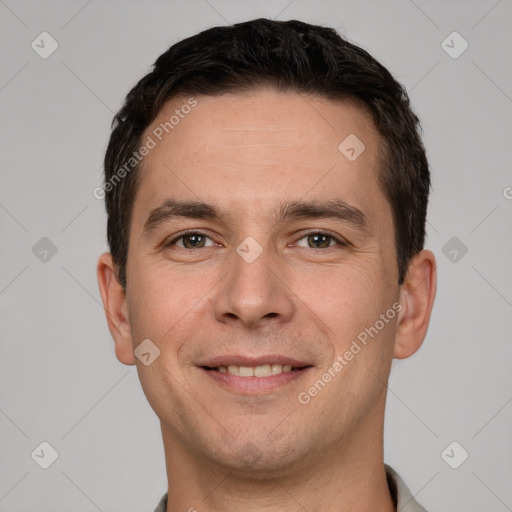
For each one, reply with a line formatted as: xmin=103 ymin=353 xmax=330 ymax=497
xmin=97 ymin=18 xmax=436 ymax=512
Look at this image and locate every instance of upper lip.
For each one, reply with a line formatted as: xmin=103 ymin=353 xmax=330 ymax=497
xmin=199 ymin=355 xmax=311 ymax=368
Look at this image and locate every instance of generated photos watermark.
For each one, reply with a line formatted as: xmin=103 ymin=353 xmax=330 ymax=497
xmin=93 ymin=97 xmax=198 ymax=200
xmin=298 ymin=301 xmax=402 ymax=405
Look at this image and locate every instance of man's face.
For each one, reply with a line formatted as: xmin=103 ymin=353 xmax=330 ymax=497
xmin=124 ymin=89 xmax=400 ymax=474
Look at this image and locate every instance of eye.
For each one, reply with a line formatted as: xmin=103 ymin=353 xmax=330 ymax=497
xmin=167 ymin=230 xmax=216 ymax=249
xmin=165 ymin=230 xmax=347 ymax=251
xmin=295 ymin=231 xmax=347 ymax=249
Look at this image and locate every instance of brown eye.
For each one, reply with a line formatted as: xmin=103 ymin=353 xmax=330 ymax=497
xmin=182 ymin=234 xmax=206 ymax=248
xmin=293 ymin=231 xmax=348 ymax=250
xmin=167 ymin=231 xmax=215 ymax=249
xmin=306 ymin=233 xmax=333 ymax=249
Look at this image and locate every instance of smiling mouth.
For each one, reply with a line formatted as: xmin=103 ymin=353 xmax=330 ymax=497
xmin=202 ymin=364 xmax=309 ymax=377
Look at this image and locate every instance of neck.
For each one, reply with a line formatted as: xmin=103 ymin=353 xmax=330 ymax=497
xmin=160 ymin=396 xmax=395 ymax=512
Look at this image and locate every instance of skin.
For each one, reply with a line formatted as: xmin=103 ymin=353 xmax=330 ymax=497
xmin=97 ymin=88 xmax=436 ymax=512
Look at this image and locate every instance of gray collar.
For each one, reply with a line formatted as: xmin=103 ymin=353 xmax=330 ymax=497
xmin=153 ymin=465 xmax=428 ymax=512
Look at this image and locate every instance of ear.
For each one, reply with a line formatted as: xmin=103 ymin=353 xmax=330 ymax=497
xmin=394 ymin=249 xmax=437 ymax=359
xmin=97 ymin=253 xmax=135 ymax=365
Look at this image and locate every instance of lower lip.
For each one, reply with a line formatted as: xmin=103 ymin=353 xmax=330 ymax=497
xmin=200 ymin=367 xmax=311 ymax=393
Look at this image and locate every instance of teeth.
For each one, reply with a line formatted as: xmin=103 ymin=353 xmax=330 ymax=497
xmin=239 ymin=365 xmax=254 ymax=377
xmin=217 ymin=364 xmax=294 ymax=377
xmin=227 ymin=365 xmax=239 ymax=376
xmin=254 ymin=364 xmax=271 ymax=377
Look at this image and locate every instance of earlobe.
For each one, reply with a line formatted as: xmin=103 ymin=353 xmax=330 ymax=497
xmin=393 ymin=250 xmax=437 ymax=359
xmin=96 ymin=253 xmax=136 ymax=365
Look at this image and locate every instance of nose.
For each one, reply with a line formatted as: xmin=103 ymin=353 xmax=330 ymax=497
xmin=212 ymin=243 xmax=296 ymax=330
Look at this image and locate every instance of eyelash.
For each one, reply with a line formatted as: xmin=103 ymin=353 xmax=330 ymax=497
xmin=165 ymin=229 xmax=348 ymax=250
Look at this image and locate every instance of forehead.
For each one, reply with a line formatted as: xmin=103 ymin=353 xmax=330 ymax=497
xmin=134 ymin=89 xmax=389 ymax=229
xmin=145 ymin=89 xmax=379 ymax=161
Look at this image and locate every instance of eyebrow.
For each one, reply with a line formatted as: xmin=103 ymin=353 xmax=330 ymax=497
xmin=143 ymin=198 xmax=370 ymax=236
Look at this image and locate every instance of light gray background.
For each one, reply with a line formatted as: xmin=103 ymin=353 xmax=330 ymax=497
xmin=1 ymin=1 xmax=511 ymax=511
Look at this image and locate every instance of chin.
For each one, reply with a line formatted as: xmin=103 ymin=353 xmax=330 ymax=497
xmin=204 ymin=435 xmax=308 ymax=478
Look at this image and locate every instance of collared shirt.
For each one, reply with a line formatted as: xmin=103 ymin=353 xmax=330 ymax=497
xmin=152 ymin=464 xmax=428 ymax=511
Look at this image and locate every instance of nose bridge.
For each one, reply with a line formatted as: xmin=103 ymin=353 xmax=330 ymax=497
xmin=212 ymin=237 xmax=295 ymax=328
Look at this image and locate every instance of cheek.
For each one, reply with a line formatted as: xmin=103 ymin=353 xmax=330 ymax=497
xmin=303 ymin=265 xmax=396 ymax=416
xmin=329 ymin=268 xmax=397 ymax=384
xmin=296 ymin=263 xmax=391 ymax=346
xmin=126 ymin=256 xmax=219 ymax=350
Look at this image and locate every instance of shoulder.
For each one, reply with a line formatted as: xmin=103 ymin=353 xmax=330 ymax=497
xmin=385 ymin=464 xmax=429 ymax=512
xmin=152 ymin=491 xmax=168 ymax=512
